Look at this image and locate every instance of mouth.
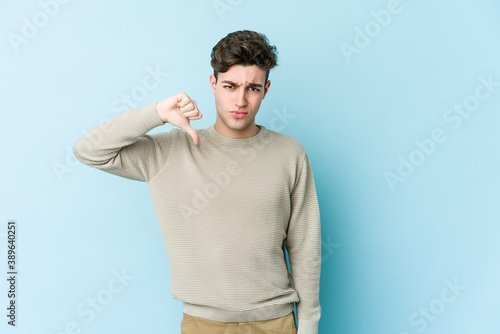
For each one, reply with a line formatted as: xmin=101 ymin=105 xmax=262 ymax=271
xmin=230 ymin=110 xmax=248 ymax=119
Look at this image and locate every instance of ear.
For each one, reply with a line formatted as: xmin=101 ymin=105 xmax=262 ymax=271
xmin=209 ymin=74 xmax=217 ymax=94
xmin=262 ymin=80 xmax=271 ymax=99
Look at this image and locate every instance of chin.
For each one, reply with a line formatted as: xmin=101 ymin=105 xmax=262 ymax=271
xmin=225 ymin=118 xmax=249 ymax=128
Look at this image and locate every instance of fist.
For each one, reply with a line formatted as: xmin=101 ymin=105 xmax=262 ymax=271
xmin=157 ymin=92 xmax=203 ymax=145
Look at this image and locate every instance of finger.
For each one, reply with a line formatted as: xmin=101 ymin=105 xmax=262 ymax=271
xmin=187 ymin=112 xmax=203 ymax=120
xmin=177 ymin=92 xmax=192 ymax=109
xmin=183 ymin=109 xmax=201 ymax=118
xmin=188 ymin=100 xmax=202 ymax=118
xmin=183 ymin=100 xmax=201 ymax=117
xmin=180 ymin=123 xmax=200 ymax=146
xmin=179 ymin=102 xmax=196 ymax=113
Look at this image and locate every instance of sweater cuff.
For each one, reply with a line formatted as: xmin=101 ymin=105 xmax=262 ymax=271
xmin=139 ymin=102 xmax=165 ymax=130
xmin=298 ymin=319 xmax=318 ymax=334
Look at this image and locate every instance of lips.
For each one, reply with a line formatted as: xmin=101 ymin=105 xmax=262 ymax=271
xmin=230 ymin=111 xmax=248 ymax=119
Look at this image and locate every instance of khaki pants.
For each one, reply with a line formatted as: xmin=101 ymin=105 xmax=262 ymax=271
xmin=180 ymin=311 xmax=297 ymax=334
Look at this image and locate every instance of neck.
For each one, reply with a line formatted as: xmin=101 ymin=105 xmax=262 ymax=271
xmin=214 ymin=122 xmax=261 ymax=139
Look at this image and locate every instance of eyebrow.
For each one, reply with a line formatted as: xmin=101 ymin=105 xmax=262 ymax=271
xmin=221 ymin=80 xmax=263 ymax=88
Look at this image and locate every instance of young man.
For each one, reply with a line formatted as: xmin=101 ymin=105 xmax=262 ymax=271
xmin=73 ymin=30 xmax=321 ymax=334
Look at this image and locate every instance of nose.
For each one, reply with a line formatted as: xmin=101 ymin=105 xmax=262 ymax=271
xmin=235 ymin=88 xmax=247 ymax=108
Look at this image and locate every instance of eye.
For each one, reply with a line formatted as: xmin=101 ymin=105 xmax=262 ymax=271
xmin=223 ymin=85 xmax=234 ymax=89
xmin=249 ymin=87 xmax=261 ymax=92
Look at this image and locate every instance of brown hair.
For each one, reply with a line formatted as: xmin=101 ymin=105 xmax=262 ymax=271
xmin=210 ymin=30 xmax=278 ymax=82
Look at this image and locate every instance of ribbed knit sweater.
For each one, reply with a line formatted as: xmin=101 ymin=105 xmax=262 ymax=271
xmin=72 ymin=103 xmax=322 ymax=334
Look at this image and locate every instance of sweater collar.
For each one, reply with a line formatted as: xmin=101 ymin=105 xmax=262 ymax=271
xmin=204 ymin=124 xmax=268 ymax=146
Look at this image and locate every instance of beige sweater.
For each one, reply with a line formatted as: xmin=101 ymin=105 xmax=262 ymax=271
xmin=73 ymin=103 xmax=322 ymax=334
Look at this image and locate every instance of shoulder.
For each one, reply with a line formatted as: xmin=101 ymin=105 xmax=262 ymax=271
xmin=263 ymin=127 xmax=307 ymax=157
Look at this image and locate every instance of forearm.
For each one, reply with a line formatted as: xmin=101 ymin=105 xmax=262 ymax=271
xmin=286 ymin=155 xmax=322 ymax=334
xmin=72 ymin=103 xmax=166 ymax=181
xmin=289 ymin=228 xmax=321 ymax=334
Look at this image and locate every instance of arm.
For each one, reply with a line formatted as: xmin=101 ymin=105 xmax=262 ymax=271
xmin=72 ymin=92 xmax=202 ymax=182
xmin=286 ymin=153 xmax=322 ymax=334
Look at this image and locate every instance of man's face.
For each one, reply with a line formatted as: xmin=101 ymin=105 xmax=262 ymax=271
xmin=210 ymin=64 xmax=271 ymax=139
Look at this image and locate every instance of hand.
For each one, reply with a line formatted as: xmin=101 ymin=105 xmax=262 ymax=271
xmin=156 ymin=92 xmax=203 ymax=145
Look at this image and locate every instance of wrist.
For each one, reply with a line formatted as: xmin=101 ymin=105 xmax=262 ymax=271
xmin=156 ymin=102 xmax=168 ymax=123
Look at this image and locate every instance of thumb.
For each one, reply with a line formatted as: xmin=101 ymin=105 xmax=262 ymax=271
xmin=180 ymin=123 xmax=200 ymax=146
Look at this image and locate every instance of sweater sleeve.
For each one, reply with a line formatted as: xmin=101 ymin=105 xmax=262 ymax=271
xmin=286 ymin=153 xmax=322 ymax=334
xmin=72 ymin=103 xmax=171 ymax=182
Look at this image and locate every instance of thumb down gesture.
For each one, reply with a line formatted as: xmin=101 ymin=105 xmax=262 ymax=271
xmin=156 ymin=92 xmax=203 ymax=145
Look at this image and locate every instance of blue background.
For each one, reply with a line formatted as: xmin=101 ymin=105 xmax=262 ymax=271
xmin=1 ymin=0 xmax=499 ymax=333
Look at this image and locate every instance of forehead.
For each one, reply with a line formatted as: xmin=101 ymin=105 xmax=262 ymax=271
xmin=218 ymin=64 xmax=266 ymax=84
